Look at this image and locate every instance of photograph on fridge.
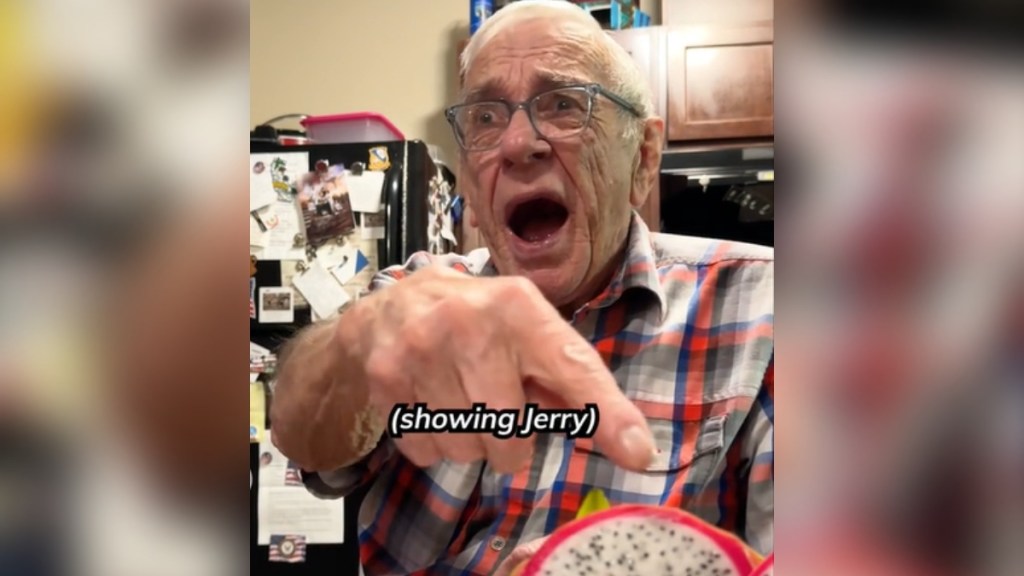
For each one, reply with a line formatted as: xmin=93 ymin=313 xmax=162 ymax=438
xmin=296 ymin=161 xmax=356 ymax=246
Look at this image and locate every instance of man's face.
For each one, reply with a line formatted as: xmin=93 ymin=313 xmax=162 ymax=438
xmin=461 ymin=19 xmax=640 ymax=311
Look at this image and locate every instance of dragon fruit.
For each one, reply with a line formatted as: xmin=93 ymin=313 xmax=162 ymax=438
xmin=514 ymin=504 xmax=760 ymax=576
xmin=750 ymin=553 xmax=774 ymax=576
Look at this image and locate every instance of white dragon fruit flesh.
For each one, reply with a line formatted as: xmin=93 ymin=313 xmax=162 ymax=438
xmin=518 ymin=505 xmax=758 ymax=576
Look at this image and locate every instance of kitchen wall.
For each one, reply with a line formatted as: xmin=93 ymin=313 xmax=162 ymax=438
xmin=251 ymin=0 xmax=661 ymax=165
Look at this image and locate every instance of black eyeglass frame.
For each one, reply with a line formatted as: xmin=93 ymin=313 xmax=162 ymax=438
xmin=444 ymin=83 xmax=643 ymax=151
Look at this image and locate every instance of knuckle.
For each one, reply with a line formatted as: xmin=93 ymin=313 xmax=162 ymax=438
xmin=400 ymin=320 xmax=438 ymax=358
xmin=435 ymin=297 xmax=481 ymax=339
xmin=421 ymin=263 xmax=460 ymax=282
xmin=365 ymin=350 xmax=400 ymax=385
xmin=501 ymin=276 xmax=537 ymax=301
xmin=435 ymin=293 xmax=473 ymax=318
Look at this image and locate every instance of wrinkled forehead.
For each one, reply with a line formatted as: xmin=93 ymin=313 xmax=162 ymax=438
xmin=463 ymin=18 xmax=606 ymax=101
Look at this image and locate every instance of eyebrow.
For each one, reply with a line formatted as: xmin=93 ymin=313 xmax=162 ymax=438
xmin=464 ymin=71 xmax=592 ymax=102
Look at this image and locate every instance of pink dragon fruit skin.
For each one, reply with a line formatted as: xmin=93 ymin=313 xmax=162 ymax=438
xmin=519 ymin=505 xmax=758 ymax=576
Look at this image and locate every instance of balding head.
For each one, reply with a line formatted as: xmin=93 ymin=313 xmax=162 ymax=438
xmin=447 ymin=0 xmax=664 ymax=315
xmin=461 ymin=0 xmax=654 ymax=143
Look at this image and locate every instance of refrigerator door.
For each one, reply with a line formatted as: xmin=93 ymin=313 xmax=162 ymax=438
xmin=249 ymin=139 xmax=442 ymax=269
xmin=248 ymin=138 xmax=444 ymax=576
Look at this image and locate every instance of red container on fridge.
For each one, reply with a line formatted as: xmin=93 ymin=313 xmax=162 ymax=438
xmin=301 ymin=112 xmax=405 ymax=144
xmin=278 ymin=133 xmax=310 ymax=146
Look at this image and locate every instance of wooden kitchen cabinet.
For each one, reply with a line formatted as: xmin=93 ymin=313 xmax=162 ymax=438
xmin=454 ymin=38 xmax=483 ymax=253
xmin=605 ymin=27 xmax=666 ymax=121
xmin=666 ymin=22 xmax=774 ymax=141
xmin=605 ymin=27 xmax=663 ymax=232
xmin=662 ymin=0 xmax=774 ymax=27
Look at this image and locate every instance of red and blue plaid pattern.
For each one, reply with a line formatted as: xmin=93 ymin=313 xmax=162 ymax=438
xmin=304 ymin=213 xmax=775 ymax=575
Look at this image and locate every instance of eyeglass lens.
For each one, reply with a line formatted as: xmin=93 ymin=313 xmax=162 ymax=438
xmin=453 ymin=87 xmax=592 ymax=150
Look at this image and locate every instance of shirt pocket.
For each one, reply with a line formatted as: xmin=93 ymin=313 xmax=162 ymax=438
xmin=569 ymin=407 xmax=728 ymax=501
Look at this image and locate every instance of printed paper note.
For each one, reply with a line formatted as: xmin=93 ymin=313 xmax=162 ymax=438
xmin=330 ymin=247 xmax=370 ymax=285
xmin=346 ymin=170 xmax=385 ymax=213
xmin=252 ymin=200 xmax=307 ymax=261
xmin=250 ymin=157 xmax=277 ymax=212
xmin=250 ymin=214 xmax=270 ymax=249
xmin=258 ymin=287 xmax=295 ymax=324
xmin=250 ymin=341 xmax=271 ymax=363
xmin=279 ymin=261 xmax=309 ymax=308
xmin=315 ymin=242 xmax=352 ymax=269
xmin=291 ymin=260 xmax=351 ymax=320
xmin=360 ymin=212 xmax=386 ymax=240
xmin=257 ymin=436 xmax=345 ymax=545
xmin=252 ymin=152 xmax=310 ymax=203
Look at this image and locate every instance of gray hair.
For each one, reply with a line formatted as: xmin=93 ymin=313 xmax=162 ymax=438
xmin=460 ymin=0 xmax=653 ymax=143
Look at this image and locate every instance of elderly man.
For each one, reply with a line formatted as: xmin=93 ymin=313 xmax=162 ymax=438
xmin=271 ymin=1 xmax=774 ymax=574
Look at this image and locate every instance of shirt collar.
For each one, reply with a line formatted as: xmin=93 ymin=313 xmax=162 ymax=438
xmin=478 ymin=212 xmax=668 ymax=320
xmin=582 ymin=212 xmax=667 ymax=320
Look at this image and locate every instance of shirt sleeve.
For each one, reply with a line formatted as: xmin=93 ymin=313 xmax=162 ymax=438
xmin=302 ymin=436 xmax=397 ymax=499
xmin=742 ymin=358 xmax=775 ymax=555
xmin=300 ymin=250 xmax=477 ymax=500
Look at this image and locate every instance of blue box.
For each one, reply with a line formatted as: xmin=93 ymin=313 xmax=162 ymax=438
xmin=470 ymin=0 xmax=494 ymax=34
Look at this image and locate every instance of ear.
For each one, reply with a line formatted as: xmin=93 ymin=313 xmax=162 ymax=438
xmin=630 ymin=117 xmax=665 ymax=208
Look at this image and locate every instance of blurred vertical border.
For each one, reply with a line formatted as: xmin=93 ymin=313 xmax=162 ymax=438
xmin=1 ymin=1 xmax=249 ymax=575
xmin=777 ymin=0 xmax=1024 ymax=575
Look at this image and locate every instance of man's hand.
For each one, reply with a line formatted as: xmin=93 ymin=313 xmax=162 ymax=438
xmin=355 ymin=265 xmax=655 ymax=474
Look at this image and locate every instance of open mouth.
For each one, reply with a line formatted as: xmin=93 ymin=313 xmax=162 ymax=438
xmin=506 ymin=197 xmax=569 ymax=243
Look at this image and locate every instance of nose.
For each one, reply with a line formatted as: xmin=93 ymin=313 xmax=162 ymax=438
xmin=498 ymin=108 xmax=552 ymax=168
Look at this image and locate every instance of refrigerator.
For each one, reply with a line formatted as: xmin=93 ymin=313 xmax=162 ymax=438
xmin=250 ymin=138 xmax=455 ymax=575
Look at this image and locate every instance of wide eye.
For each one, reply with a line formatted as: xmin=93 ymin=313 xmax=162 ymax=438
xmin=463 ymin=104 xmax=504 ymax=128
xmin=555 ymin=97 xmax=578 ymax=111
xmin=536 ymin=90 xmax=587 ymax=116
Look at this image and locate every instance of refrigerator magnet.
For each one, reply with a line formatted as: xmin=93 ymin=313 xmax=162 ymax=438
xmin=258 ymin=287 xmax=295 ymax=323
xmin=368 ymin=146 xmax=390 ymax=171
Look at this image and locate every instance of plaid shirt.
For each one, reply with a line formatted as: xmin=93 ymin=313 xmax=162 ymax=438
xmin=304 ymin=213 xmax=775 ymax=575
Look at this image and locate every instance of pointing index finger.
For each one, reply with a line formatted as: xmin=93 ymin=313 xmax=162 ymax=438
xmin=505 ymin=287 xmax=656 ymax=472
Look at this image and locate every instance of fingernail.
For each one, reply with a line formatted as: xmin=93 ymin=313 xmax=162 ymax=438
xmin=620 ymin=425 xmax=656 ymax=469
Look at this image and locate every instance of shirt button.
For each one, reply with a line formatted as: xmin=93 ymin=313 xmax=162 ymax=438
xmin=490 ymin=537 xmax=506 ymax=551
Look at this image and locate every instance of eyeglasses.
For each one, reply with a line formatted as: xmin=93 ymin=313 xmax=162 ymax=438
xmin=444 ymin=83 xmax=642 ymax=152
